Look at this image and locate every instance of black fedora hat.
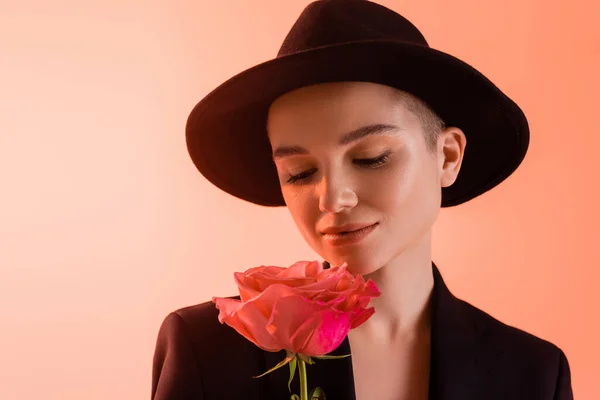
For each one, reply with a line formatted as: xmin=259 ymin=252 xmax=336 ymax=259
xmin=185 ymin=0 xmax=529 ymax=207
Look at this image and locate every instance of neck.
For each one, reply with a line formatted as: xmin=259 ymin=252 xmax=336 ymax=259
xmin=350 ymin=233 xmax=434 ymax=344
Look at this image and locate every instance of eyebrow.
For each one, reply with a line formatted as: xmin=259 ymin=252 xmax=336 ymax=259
xmin=271 ymin=123 xmax=400 ymax=160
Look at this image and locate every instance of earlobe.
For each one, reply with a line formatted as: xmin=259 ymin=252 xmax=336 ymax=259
xmin=439 ymin=127 xmax=467 ymax=188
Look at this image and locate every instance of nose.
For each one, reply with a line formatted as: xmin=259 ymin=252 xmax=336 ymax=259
xmin=317 ymin=173 xmax=358 ymax=213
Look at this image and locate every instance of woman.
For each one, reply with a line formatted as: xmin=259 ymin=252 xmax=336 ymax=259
xmin=151 ymin=1 xmax=573 ymax=399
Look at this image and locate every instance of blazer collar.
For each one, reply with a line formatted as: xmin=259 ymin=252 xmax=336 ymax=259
xmin=262 ymin=262 xmax=499 ymax=400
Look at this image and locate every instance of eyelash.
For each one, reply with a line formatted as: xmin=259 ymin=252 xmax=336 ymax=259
xmin=285 ymin=153 xmax=391 ymax=184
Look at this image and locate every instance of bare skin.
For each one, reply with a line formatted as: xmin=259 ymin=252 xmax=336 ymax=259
xmin=267 ymin=81 xmax=466 ymax=399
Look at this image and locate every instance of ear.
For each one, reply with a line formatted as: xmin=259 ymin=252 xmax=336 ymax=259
xmin=437 ymin=127 xmax=467 ymax=188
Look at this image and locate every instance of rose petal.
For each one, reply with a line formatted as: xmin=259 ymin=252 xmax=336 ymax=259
xmin=212 ymin=297 xmax=260 ymax=345
xmin=349 ymin=306 xmax=376 ymax=329
xmin=296 ymin=308 xmax=351 ymax=356
xmin=213 ymin=297 xmax=282 ymax=352
xmin=293 ymin=266 xmax=351 ymax=294
xmin=266 ymin=296 xmax=351 ymax=356
xmin=234 ymin=266 xmax=315 ymax=302
xmin=278 ymin=260 xmax=322 ymax=279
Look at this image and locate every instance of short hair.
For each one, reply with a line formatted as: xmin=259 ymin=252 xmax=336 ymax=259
xmin=392 ymin=90 xmax=446 ymax=153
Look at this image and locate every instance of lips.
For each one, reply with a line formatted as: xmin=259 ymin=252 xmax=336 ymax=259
xmin=320 ymin=223 xmax=379 ymax=247
xmin=320 ymin=223 xmax=376 ymax=235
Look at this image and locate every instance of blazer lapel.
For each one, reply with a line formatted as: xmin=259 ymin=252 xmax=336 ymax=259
xmin=428 ymin=263 xmax=500 ymax=400
xmin=261 ymin=262 xmax=501 ymax=400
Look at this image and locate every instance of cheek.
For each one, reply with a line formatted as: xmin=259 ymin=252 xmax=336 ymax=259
xmin=283 ymin=190 xmax=319 ymax=237
xmin=362 ymin=161 xmax=414 ymax=208
xmin=365 ymin=156 xmax=440 ymax=221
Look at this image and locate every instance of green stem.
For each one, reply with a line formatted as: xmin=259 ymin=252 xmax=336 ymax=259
xmin=298 ymin=358 xmax=308 ymax=400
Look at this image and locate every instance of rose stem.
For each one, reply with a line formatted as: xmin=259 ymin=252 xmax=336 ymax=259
xmin=298 ymin=358 xmax=309 ymax=400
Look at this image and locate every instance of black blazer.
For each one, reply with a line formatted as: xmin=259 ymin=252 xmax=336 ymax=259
xmin=151 ymin=264 xmax=574 ymax=399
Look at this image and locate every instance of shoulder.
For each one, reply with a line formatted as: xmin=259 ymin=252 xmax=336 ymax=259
xmin=160 ymin=300 xmax=223 ymax=338
xmin=463 ymin=299 xmax=565 ymax=359
xmin=152 ymin=298 xmax=266 ymax=399
xmin=156 ymin=296 xmax=257 ymax=359
xmin=460 ymin=299 xmax=573 ymax=399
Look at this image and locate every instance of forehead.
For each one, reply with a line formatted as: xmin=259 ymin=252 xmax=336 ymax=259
xmin=266 ymin=82 xmax=419 ymax=142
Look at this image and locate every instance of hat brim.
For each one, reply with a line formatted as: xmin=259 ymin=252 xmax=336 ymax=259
xmin=186 ymin=39 xmax=529 ymax=207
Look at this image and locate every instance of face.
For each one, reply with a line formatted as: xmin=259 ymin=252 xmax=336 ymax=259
xmin=267 ymin=82 xmax=465 ymax=275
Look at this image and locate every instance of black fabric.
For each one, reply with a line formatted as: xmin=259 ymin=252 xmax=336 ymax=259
xmin=185 ymin=0 xmax=529 ymax=208
xmin=151 ymin=264 xmax=573 ymax=399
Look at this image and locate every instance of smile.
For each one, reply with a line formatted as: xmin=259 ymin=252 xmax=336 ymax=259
xmin=321 ymin=223 xmax=378 ymax=247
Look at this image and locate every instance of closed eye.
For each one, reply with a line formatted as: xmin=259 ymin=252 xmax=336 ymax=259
xmin=286 ymin=168 xmax=317 ymax=184
xmin=284 ymin=152 xmax=392 ymax=185
xmin=353 ymin=153 xmax=391 ymax=168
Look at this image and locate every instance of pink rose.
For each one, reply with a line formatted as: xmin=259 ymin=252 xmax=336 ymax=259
xmin=212 ymin=260 xmax=381 ymax=357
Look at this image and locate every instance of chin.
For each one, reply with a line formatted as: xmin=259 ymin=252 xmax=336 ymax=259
xmin=323 ymin=248 xmax=386 ymax=276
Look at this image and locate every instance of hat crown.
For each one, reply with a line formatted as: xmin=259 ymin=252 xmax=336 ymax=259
xmin=277 ymin=0 xmax=428 ymax=57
